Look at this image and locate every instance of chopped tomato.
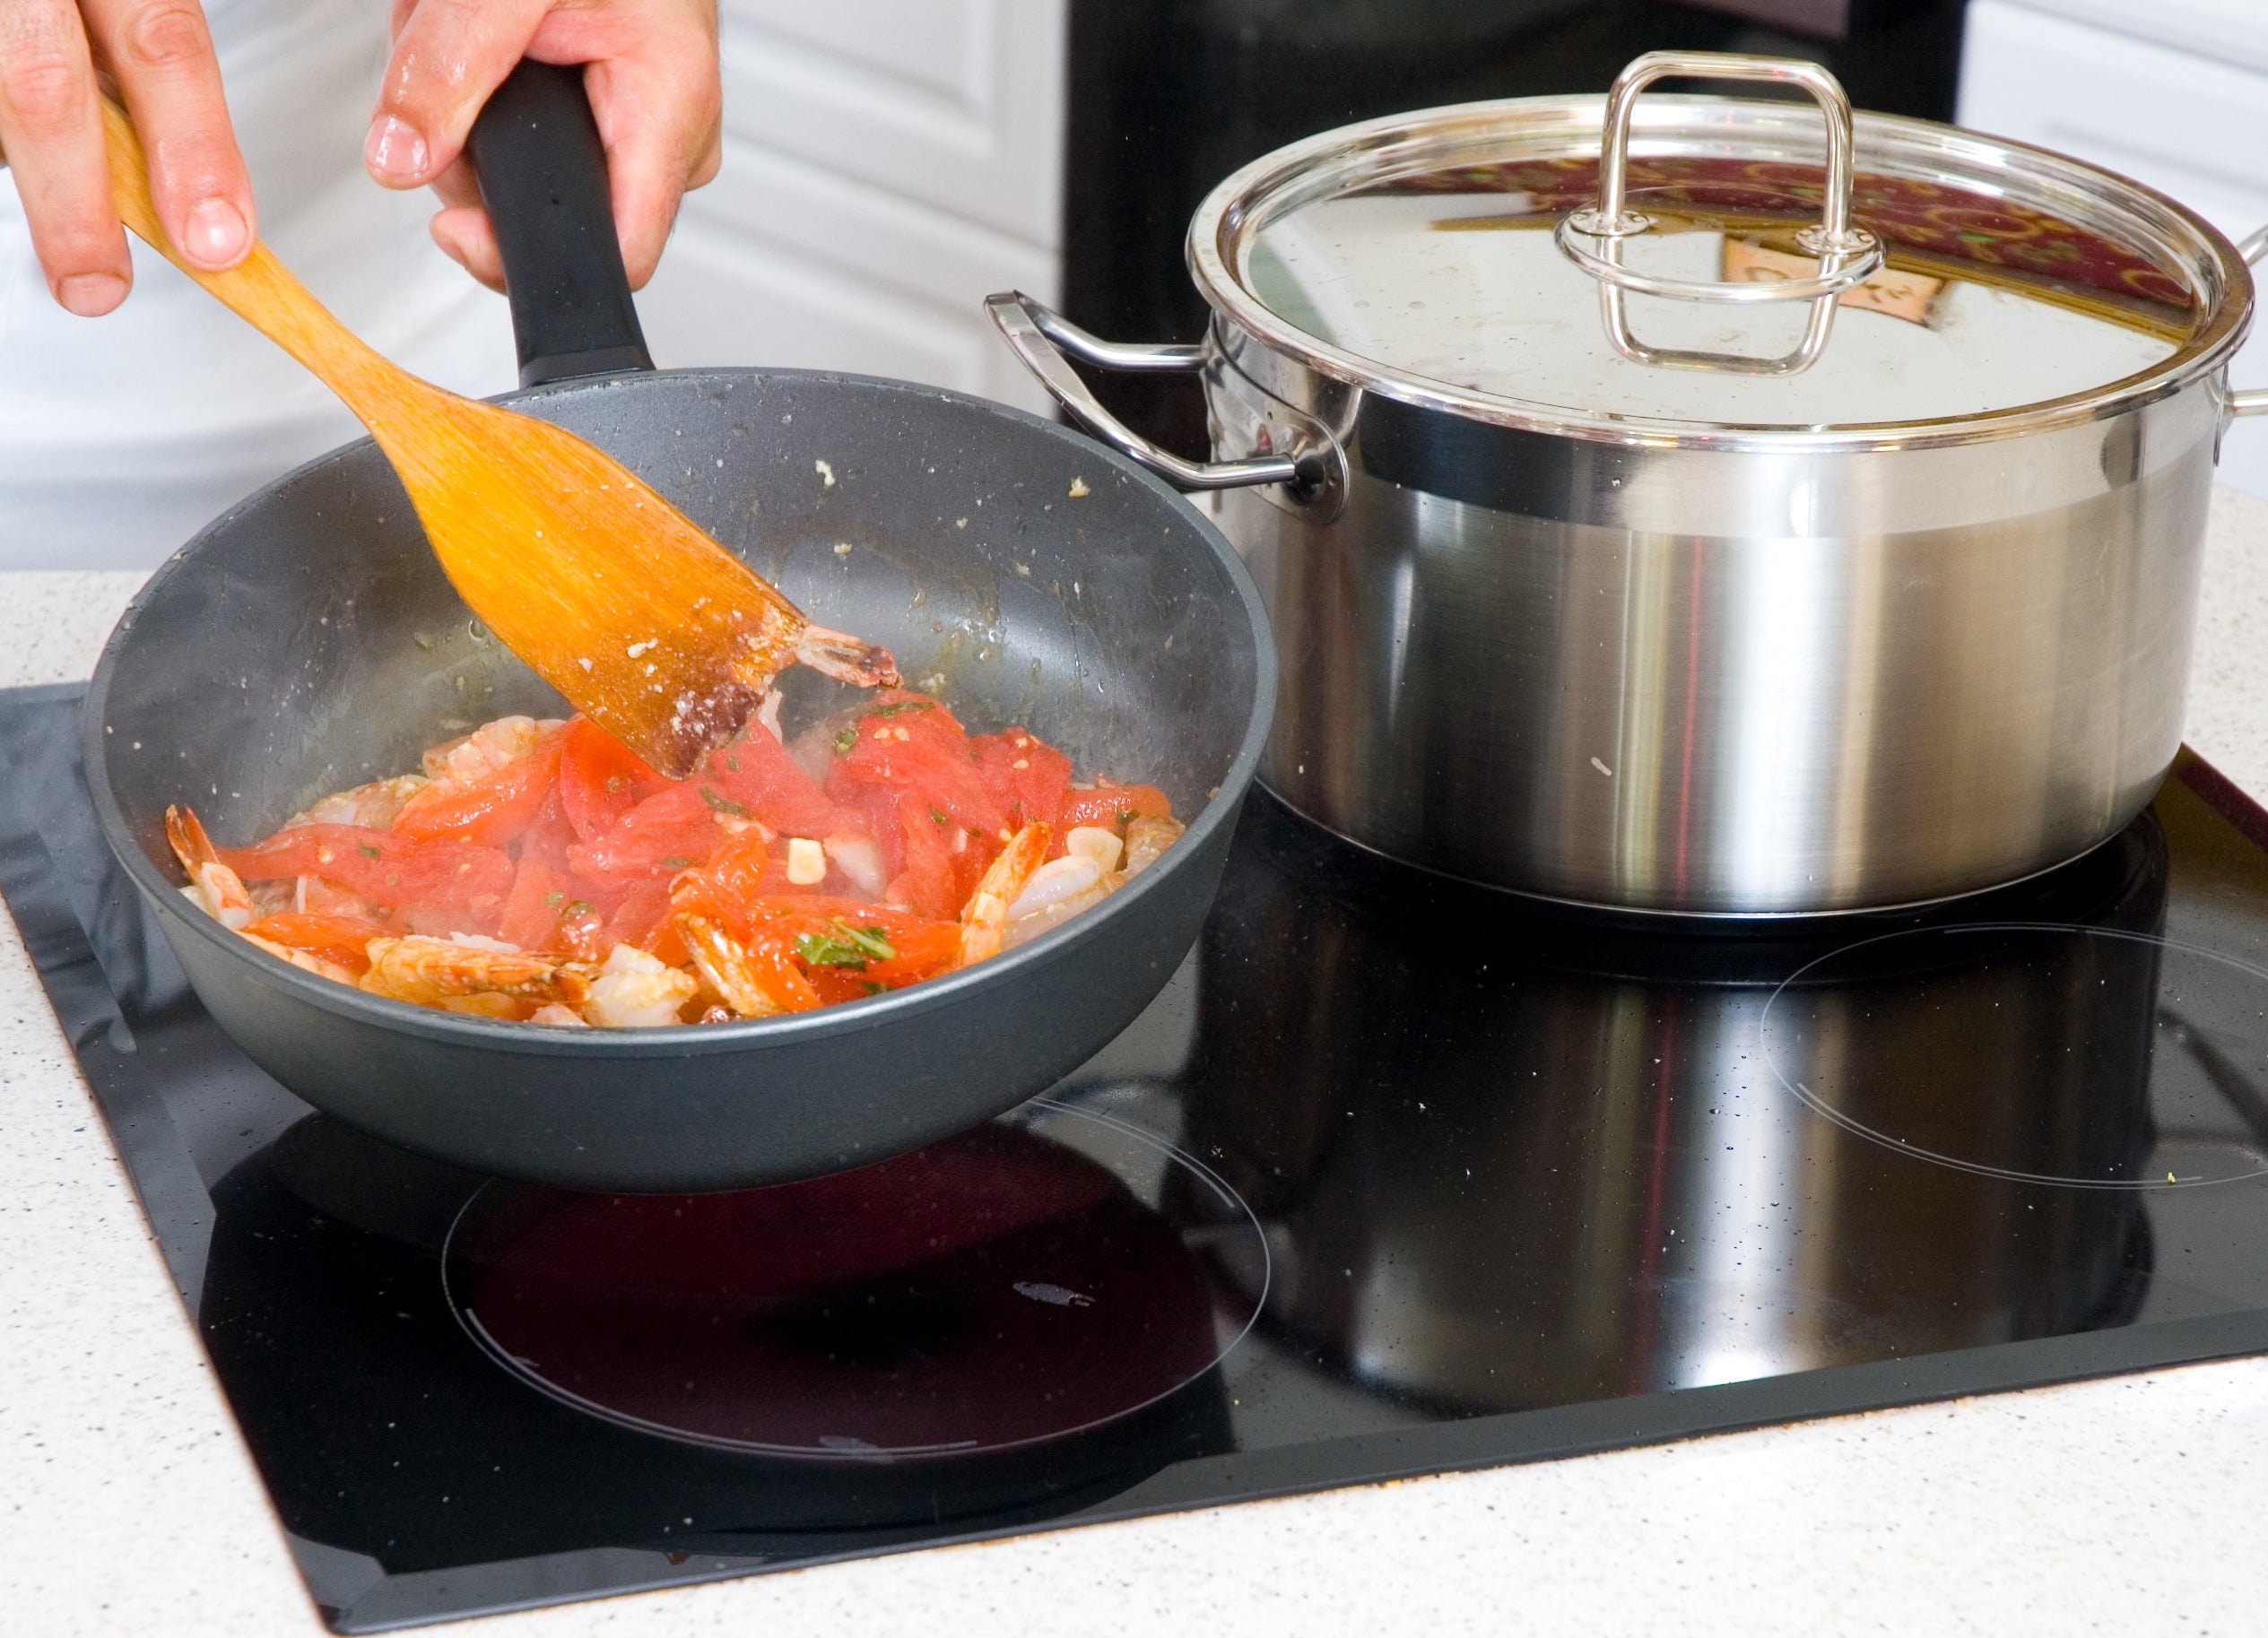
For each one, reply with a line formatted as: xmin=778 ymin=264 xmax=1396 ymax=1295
xmin=224 ymin=825 xmax=514 ymax=924
xmin=721 ymin=897 xmax=960 ymax=992
xmin=557 ymin=716 xmax=672 ymax=841
xmin=497 ymin=857 xmax=566 ymax=953
xmin=515 ymin=788 xmax=578 ymax=874
xmin=825 ymin=694 xmax=1006 ymax=837
xmin=239 ymin=912 xmax=388 ymax=975
xmin=569 ymin=782 xmax=724 ymax=880
xmin=1061 ymin=783 xmax=1173 ymax=831
xmin=393 ymin=726 xmax=566 ymax=847
xmin=705 ymin=728 xmax=843 ymax=838
xmin=887 ymin=789 xmax=962 ymax=921
xmin=971 ymin=728 xmax=1072 ymax=841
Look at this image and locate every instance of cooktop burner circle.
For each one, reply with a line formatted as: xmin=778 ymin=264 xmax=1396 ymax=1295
xmin=1759 ymin=923 xmax=2268 ymax=1191
xmin=441 ymin=1096 xmax=1267 ymax=1461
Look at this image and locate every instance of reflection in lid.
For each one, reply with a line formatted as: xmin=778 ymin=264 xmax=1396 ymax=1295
xmin=1247 ymin=156 xmax=2199 ymax=429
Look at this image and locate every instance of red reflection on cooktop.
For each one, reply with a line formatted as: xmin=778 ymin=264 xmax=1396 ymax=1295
xmin=445 ymin=1114 xmax=1249 ymax=1459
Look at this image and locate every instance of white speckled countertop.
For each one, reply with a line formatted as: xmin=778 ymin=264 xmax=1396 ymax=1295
xmin=8 ymin=494 xmax=2268 ymax=1636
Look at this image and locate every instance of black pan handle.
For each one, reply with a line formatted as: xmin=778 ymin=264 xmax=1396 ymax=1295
xmin=465 ymin=61 xmax=656 ymax=388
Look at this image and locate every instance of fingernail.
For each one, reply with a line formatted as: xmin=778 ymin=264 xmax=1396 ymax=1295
xmin=56 ymin=273 xmax=129 ymax=316
xmin=365 ymin=115 xmax=429 ymax=184
xmin=183 ymin=197 xmax=249 ymax=266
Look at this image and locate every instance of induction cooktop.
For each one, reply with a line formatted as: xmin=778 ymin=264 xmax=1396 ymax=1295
xmin=9 ymin=680 xmax=2268 ymax=1633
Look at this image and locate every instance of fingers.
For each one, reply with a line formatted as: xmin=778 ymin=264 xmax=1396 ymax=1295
xmin=365 ymin=0 xmax=552 ymax=191
xmin=376 ymin=0 xmax=720 ymax=293
xmin=581 ymin=39 xmax=719 ymax=290
xmin=423 ymin=158 xmax=501 ymax=290
xmin=0 ymin=0 xmax=131 ymax=312
xmin=83 ymin=0 xmax=253 ymax=270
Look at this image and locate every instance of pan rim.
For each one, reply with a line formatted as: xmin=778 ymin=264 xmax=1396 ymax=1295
xmin=84 ymin=366 xmax=1276 ymax=1057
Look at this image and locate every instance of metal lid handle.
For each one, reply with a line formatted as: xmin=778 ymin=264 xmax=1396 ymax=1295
xmin=1554 ymin=51 xmax=1884 ymax=307
xmin=2230 ymin=225 xmax=2268 ymax=420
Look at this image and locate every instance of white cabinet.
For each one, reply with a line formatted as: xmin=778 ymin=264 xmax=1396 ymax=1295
xmin=634 ymin=0 xmax=1066 ymax=415
xmin=1960 ymin=0 xmax=2268 ymax=497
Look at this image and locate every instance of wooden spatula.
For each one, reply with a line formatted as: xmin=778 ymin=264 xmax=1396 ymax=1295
xmin=99 ymin=97 xmax=895 ymax=778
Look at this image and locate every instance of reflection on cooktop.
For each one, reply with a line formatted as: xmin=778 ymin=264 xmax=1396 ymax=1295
xmin=9 ymin=678 xmax=2268 ymax=1634
xmin=444 ymin=1102 xmax=1264 ymax=1460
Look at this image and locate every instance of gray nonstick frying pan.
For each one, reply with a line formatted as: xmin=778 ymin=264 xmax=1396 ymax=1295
xmin=83 ymin=65 xmax=1273 ymax=1192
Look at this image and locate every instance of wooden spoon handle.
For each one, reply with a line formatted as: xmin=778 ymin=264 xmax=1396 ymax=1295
xmin=100 ymin=96 xmax=426 ymax=429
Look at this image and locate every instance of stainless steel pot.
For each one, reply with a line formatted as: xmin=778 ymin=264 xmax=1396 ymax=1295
xmin=994 ymin=50 xmax=2268 ymax=916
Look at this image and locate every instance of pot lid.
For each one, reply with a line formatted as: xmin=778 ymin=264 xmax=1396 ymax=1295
xmin=1189 ymin=54 xmax=2255 ymax=441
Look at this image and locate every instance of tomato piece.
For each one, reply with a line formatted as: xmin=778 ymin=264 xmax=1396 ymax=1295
xmin=1060 ymin=784 xmax=1174 ymax=831
xmin=497 ymin=857 xmax=566 ymax=953
xmin=824 ymin=695 xmax=1006 ymax=837
xmin=718 ymin=896 xmax=960 ymax=992
xmin=971 ymin=729 xmax=1072 ymax=842
xmin=887 ymin=788 xmax=961 ymax=921
xmin=745 ymin=937 xmax=824 ymax=1012
xmin=557 ymin=717 xmax=672 ymax=841
xmin=604 ymin=877 xmax=678 ymax=958
xmin=862 ymin=917 xmax=961 ymax=988
xmin=224 ymin=825 xmax=514 ymax=925
xmin=568 ymin=782 xmax=724 ymax=880
xmin=239 ymin=913 xmax=388 ymax=975
xmin=705 ymin=729 xmax=843 ymax=838
xmin=393 ymin=727 xmax=566 ymax=847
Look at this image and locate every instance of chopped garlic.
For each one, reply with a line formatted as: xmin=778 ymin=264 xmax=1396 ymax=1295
xmin=1065 ymin=826 xmax=1124 ymax=872
xmin=786 ymin=836 xmax=827 ymax=885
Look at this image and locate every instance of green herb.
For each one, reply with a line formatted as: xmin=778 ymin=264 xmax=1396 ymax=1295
xmin=1117 ymin=809 xmax=1138 ymax=826
xmin=861 ymin=699 xmax=934 ymax=719
xmin=795 ymin=932 xmax=869 ymax=970
xmin=543 ymin=890 xmax=564 ymax=910
xmin=860 ymin=980 xmax=886 ymax=995
xmin=838 ymin=922 xmax=898 ymax=962
xmin=929 ymin=805 xmax=949 ymax=826
xmin=795 ymin=919 xmax=899 ymax=970
xmin=698 ymin=786 xmax=753 ymax=819
xmin=832 ymin=726 xmax=858 ymax=756
xmin=355 ymin=842 xmax=382 ymax=859
xmin=726 ymin=755 xmax=741 ymax=772
xmin=658 ymin=856 xmax=696 ymax=871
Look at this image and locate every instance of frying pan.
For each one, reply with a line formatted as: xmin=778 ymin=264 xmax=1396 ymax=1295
xmin=83 ymin=65 xmax=1273 ymax=1193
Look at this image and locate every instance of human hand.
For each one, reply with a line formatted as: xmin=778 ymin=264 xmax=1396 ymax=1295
xmin=0 ymin=0 xmax=255 ymax=315
xmin=368 ymin=0 xmax=722 ymax=292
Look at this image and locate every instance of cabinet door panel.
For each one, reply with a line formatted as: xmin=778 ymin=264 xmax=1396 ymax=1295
xmin=717 ymin=0 xmax=1064 ymax=247
xmin=1960 ymin=0 xmax=2268 ymax=498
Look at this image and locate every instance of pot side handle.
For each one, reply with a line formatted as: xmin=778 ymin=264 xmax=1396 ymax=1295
xmin=986 ymin=291 xmax=1340 ymax=498
xmin=465 ymin=62 xmax=656 ymax=388
xmin=2234 ymin=226 xmax=2268 ymax=420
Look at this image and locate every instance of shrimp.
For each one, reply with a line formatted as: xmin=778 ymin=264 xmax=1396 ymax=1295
xmin=958 ymin=822 xmax=1050 ymax=967
xmin=286 ymin=774 xmax=430 ymax=831
xmin=1124 ymin=816 xmax=1185 ymax=876
xmin=360 ymin=934 xmax=596 ymax=1015
xmin=674 ymin=912 xmax=784 ymax=1018
xmin=998 ymin=820 xmax=1184 ymax=953
xmin=580 ymin=943 xmax=700 ymax=1027
xmin=242 ymin=933 xmax=358 ymax=985
xmin=421 ymin=715 xmax=557 ymax=786
xmin=166 ymin=804 xmax=254 ymax=931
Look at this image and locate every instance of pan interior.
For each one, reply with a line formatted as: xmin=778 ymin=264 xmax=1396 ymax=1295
xmin=93 ymin=369 xmax=1264 ymax=885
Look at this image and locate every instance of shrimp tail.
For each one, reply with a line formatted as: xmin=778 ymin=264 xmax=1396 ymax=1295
xmin=958 ymin=822 xmax=1051 ymax=968
xmin=166 ymin=803 xmax=254 ymax=931
xmin=791 ymin=625 xmax=900 ymax=689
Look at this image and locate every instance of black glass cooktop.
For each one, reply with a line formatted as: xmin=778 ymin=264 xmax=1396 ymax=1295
xmin=11 ymin=680 xmax=2268 ymax=1632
